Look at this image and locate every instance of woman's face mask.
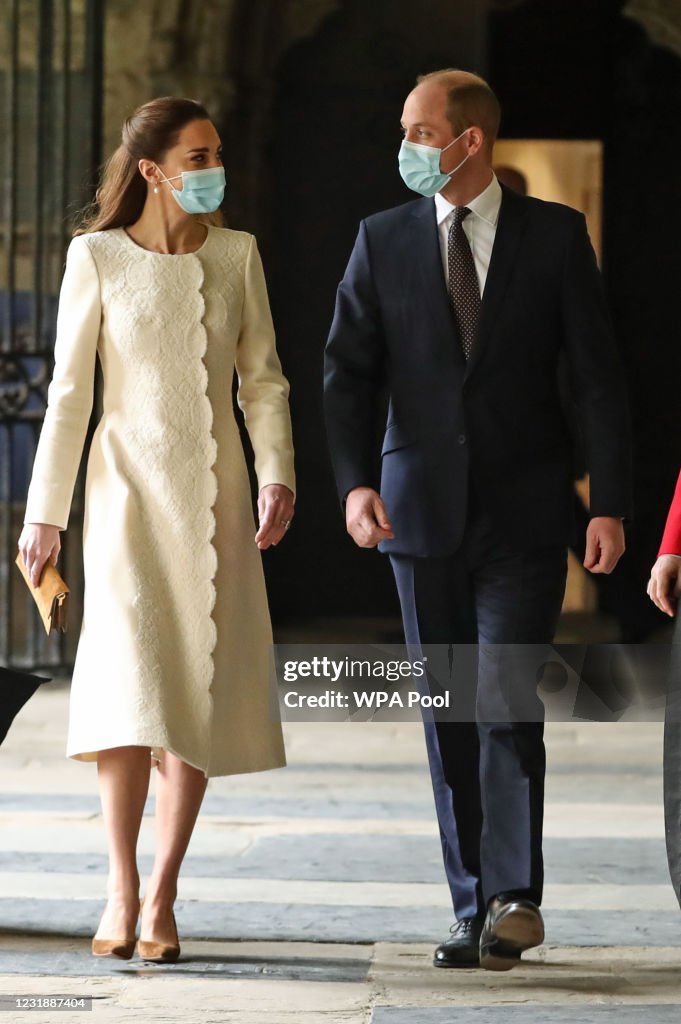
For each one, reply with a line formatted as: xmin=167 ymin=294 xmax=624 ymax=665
xmin=153 ymin=163 xmax=226 ymax=214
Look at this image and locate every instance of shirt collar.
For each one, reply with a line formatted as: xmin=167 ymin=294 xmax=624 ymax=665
xmin=434 ymin=173 xmax=503 ymax=227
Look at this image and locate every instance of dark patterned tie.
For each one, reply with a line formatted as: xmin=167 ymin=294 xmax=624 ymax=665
xmin=447 ymin=206 xmax=481 ymax=360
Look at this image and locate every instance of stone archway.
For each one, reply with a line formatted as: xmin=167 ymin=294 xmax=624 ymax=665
xmin=623 ymin=0 xmax=681 ymax=58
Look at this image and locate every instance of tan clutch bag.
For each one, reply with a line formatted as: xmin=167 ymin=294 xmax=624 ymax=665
xmin=15 ymin=551 xmax=70 ymax=635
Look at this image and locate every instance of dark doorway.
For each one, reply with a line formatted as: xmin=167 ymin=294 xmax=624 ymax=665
xmin=240 ymin=0 xmax=680 ymax=640
xmin=262 ymin=1 xmax=488 ymax=628
xmin=488 ymin=0 xmax=681 ymax=640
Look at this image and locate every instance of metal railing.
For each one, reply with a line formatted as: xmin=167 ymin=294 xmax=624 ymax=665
xmin=0 ymin=0 xmax=103 ymax=670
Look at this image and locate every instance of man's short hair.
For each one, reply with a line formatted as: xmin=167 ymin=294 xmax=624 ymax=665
xmin=416 ymin=69 xmax=501 ymax=151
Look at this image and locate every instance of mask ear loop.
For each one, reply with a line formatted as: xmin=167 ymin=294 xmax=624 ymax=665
xmin=441 ymin=126 xmax=471 ymax=154
xmin=444 ymin=153 xmax=471 ymax=180
xmin=152 ymin=163 xmax=183 ymax=194
xmin=440 ymin=128 xmax=472 ymax=180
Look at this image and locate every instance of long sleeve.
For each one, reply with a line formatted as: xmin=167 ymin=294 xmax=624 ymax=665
xmin=560 ymin=212 xmax=633 ymax=521
xmin=24 ymin=235 xmax=101 ymax=529
xmin=323 ymin=219 xmax=386 ymax=505
xmin=659 ymin=470 xmax=681 ymax=557
xmin=235 ymin=235 xmax=295 ymax=496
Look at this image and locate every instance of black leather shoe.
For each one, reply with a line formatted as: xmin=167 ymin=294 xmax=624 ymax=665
xmin=479 ymin=894 xmax=544 ymax=971
xmin=433 ymin=916 xmax=484 ymax=968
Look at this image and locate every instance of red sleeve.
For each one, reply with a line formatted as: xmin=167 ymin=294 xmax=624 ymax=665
xmin=658 ymin=470 xmax=681 ymax=557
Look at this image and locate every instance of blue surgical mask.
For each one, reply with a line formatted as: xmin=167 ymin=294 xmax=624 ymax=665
xmin=398 ymin=129 xmax=470 ymax=197
xmin=154 ymin=164 xmax=226 ymax=214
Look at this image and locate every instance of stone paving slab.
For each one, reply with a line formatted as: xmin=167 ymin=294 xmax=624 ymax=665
xmin=370 ymin=942 xmax=681 ymax=1002
xmin=2 ymin=942 xmax=680 ymax=1022
xmin=0 ymin=761 xmax=666 ymax=805
xmin=2 ymin=901 xmax=681 ymax=946
xmin=0 ymin=942 xmax=370 ymax=983
xmin=0 ymin=795 xmax=669 ymax=840
xmin=371 ymin=1007 xmax=681 ymax=1023
xmin=1 ymin=875 xmax=678 ymax=914
xmin=0 ymin=792 xmax=435 ymax=819
xmin=0 ymin=836 xmax=670 ymax=884
xmin=0 ymin=969 xmax=369 ymax=1024
xmin=0 ymin=687 xmax=679 ymax=1020
xmin=0 ymin=811 xmax=667 ymax=843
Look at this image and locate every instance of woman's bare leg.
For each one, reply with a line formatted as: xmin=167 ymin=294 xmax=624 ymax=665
xmin=94 ymin=745 xmax=151 ymax=939
xmin=140 ymin=751 xmax=208 ymax=943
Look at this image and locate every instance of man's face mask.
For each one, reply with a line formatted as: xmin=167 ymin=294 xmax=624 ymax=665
xmin=398 ymin=128 xmax=471 ymax=197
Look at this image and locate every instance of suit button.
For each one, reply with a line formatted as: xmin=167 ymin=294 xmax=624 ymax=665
xmin=457 ymin=434 xmax=467 ymax=445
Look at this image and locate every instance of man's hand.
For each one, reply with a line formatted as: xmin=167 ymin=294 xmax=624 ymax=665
xmin=583 ymin=516 xmax=625 ymax=574
xmin=647 ymin=554 xmax=681 ymax=617
xmin=345 ymin=487 xmax=394 ymax=548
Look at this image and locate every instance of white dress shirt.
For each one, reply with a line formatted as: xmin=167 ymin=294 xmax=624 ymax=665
xmin=434 ymin=173 xmax=503 ymax=296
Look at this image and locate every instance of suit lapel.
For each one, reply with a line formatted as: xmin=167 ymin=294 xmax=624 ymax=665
xmin=408 ymin=199 xmax=466 ymax=367
xmin=464 ymin=185 xmax=529 ymax=380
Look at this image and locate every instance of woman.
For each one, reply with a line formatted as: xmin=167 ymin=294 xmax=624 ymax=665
xmin=648 ymin=469 xmax=681 ymax=909
xmin=18 ymin=97 xmax=295 ymax=961
xmin=648 ymin=469 xmax=681 ymax=617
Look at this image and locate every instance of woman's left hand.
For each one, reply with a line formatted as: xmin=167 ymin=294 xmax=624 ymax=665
xmin=255 ymin=484 xmax=295 ymax=549
xmin=647 ymin=554 xmax=681 ymax=617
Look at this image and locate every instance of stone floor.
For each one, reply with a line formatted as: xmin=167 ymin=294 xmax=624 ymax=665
xmin=0 ymin=676 xmax=680 ymax=1022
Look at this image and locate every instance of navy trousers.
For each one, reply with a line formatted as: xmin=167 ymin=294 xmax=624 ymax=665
xmin=390 ymin=483 xmax=568 ymax=919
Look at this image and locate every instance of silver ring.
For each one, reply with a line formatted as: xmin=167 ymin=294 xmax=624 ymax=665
xmin=279 ymin=519 xmax=291 ymax=530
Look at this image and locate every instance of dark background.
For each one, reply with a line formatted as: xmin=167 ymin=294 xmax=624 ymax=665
xmin=4 ymin=0 xmax=679 ymax=670
xmin=220 ymin=0 xmax=681 ymax=640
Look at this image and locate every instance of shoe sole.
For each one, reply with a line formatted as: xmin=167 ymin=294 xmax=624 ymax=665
xmin=432 ymin=957 xmax=480 ymax=969
xmin=479 ymin=906 xmax=544 ymax=972
xmin=137 ymin=951 xmax=180 ymax=964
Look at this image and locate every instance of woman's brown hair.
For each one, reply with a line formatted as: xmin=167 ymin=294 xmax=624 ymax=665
xmin=75 ymin=96 xmax=224 ymax=235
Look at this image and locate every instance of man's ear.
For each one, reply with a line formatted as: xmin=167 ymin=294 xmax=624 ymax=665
xmin=467 ymin=128 xmax=485 ymax=154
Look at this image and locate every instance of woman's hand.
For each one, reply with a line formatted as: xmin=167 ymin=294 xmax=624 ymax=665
xmin=647 ymin=554 xmax=681 ymax=617
xmin=18 ymin=523 xmax=62 ymax=587
xmin=255 ymin=484 xmax=295 ymax=550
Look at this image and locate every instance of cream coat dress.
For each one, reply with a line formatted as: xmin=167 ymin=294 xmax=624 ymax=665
xmin=24 ymin=225 xmax=295 ymax=778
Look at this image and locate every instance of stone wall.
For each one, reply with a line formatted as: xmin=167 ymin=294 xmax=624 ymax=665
xmin=102 ymin=0 xmax=341 ymax=156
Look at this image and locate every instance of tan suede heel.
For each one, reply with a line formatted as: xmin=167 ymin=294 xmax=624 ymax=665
xmin=91 ymin=936 xmax=136 ymax=960
xmin=137 ymin=897 xmax=180 ymax=963
xmin=92 ymin=894 xmax=140 ymax=959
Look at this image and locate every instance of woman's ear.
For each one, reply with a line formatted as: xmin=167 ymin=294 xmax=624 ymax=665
xmin=138 ymin=158 xmax=158 ymax=186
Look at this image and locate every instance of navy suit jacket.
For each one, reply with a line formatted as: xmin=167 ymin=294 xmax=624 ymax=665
xmin=323 ymin=184 xmax=633 ymax=557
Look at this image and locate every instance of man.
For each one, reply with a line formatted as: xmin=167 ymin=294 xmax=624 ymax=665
xmin=324 ymin=69 xmax=632 ymax=971
xmin=648 ymin=470 xmax=681 ymax=908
